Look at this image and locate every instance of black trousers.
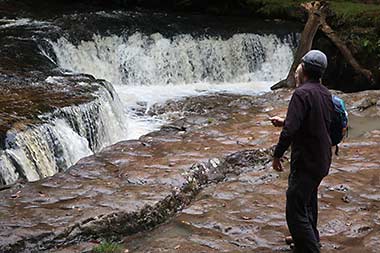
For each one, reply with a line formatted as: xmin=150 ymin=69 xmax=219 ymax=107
xmin=286 ymin=170 xmax=322 ymax=253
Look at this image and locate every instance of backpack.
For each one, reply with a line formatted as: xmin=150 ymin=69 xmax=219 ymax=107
xmin=330 ymin=95 xmax=348 ymax=155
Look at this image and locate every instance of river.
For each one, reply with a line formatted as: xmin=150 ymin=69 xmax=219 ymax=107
xmin=1 ymin=8 xmax=380 ymax=253
xmin=0 ymin=10 xmax=299 ymax=185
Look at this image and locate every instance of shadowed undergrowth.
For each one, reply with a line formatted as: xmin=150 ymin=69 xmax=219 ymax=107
xmin=246 ymin=0 xmax=380 ymax=25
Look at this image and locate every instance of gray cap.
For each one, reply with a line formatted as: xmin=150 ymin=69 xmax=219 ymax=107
xmin=301 ymin=50 xmax=328 ymax=72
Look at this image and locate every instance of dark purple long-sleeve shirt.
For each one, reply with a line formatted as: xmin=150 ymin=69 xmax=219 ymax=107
xmin=274 ymin=81 xmax=334 ymax=179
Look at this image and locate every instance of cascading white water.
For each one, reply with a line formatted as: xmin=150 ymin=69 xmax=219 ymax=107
xmin=1 ymin=119 xmax=92 ymax=184
xmin=51 ymin=32 xmax=296 ymax=138
xmin=52 ymin=33 xmax=295 ymax=86
xmin=0 ymin=79 xmax=127 ymax=185
xmin=53 ymin=80 xmax=128 ymax=151
xmin=0 ymin=30 xmax=296 ymax=185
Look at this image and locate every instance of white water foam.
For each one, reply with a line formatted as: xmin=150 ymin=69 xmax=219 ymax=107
xmin=1 ymin=119 xmax=92 ymax=184
xmin=56 ymin=80 xmax=128 ymax=151
xmin=0 ymin=78 xmax=127 ymax=185
xmin=51 ymin=32 xmax=296 ymax=139
xmin=52 ymin=33 xmax=295 ymax=86
xmin=115 ymin=82 xmax=272 ymax=139
xmin=0 ymin=18 xmax=50 ymax=29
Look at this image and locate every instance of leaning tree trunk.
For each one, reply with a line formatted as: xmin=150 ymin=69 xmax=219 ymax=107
xmin=271 ymin=1 xmax=325 ymax=90
xmin=271 ymin=1 xmax=374 ymax=90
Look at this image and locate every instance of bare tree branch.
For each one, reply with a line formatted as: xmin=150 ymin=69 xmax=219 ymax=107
xmin=271 ymin=1 xmax=373 ymax=90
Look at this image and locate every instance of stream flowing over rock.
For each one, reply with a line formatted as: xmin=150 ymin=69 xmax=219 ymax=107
xmin=1 ymin=4 xmax=380 ymax=253
xmin=50 ymin=33 xmax=295 ymax=86
xmin=0 ymin=10 xmax=298 ymax=186
xmin=0 ymin=77 xmax=127 ymax=185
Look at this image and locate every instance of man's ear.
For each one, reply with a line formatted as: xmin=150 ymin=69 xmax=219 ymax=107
xmin=300 ymin=63 xmax=305 ymax=73
xmin=295 ymin=64 xmax=304 ymax=87
xmin=300 ymin=63 xmax=307 ymax=80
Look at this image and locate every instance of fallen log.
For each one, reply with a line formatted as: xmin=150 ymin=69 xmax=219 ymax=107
xmin=271 ymin=1 xmax=374 ymax=90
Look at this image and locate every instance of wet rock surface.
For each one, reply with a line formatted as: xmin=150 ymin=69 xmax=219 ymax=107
xmin=53 ymin=89 xmax=380 ymax=253
xmin=0 ymin=90 xmax=286 ymax=252
xmin=0 ymin=74 xmax=100 ymax=147
xmin=0 ymin=88 xmax=376 ymax=252
xmin=114 ymin=90 xmax=380 ymax=253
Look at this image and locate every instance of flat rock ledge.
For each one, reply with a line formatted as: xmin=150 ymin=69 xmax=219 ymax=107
xmin=0 ymin=86 xmax=288 ymax=253
xmin=0 ymin=140 xmax=271 ymax=252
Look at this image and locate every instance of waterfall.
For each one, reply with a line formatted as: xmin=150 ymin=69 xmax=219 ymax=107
xmin=0 ymin=79 xmax=127 ymax=185
xmin=50 ymin=32 xmax=296 ymax=139
xmin=1 ymin=120 xmax=92 ymax=184
xmin=52 ymin=80 xmax=128 ymax=151
xmin=51 ymin=32 xmax=296 ymax=86
xmin=0 ymin=30 xmax=296 ymax=185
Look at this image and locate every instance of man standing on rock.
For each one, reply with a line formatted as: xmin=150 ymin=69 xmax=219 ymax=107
xmin=270 ymin=50 xmax=334 ymax=253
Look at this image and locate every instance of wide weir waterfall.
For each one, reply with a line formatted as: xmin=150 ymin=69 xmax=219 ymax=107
xmin=52 ymin=33 xmax=295 ymax=86
xmin=0 ymin=16 xmax=297 ymax=185
xmin=51 ymin=32 xmax=296 ymax=138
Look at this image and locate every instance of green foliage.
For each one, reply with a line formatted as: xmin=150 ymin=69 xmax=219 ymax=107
xmin=359 ymin=37 xmax=380 ymax=57
xmin=329 ymin=1 xmax=380 ymax=26
xmin=330 ymin=1 xmax=380 ymax=19
xmin=362 ymin=39 xmax=370 ymax=48
xmin=245 ymin=0 xmax=380 ymax=26
xmin=92 ymin=242 xmax=124 ymax=253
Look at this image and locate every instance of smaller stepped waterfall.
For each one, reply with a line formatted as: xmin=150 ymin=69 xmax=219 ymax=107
xmin=0 ymin=80 xmax=127 ymax=185
xmin=0 ymin=29 xmax=297 ymax=185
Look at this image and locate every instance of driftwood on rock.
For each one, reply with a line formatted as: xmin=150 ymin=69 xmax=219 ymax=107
xmin=271 ymin=1 xmax=374 ymax=90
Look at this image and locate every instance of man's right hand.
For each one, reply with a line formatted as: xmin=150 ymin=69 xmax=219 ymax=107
xmin=269 ymin=116 xmax=285 ymax=127
xmin=272 ymin=157 xmax=283 ymax=172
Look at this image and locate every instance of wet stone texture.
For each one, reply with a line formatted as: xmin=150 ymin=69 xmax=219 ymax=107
xmin=0 ymin=91 xmax=285 ymax=252
xmin=0 ymin=74 xmax=103 ymax=148
xmin=0 ymin=15 xmax=110 ymax=150
xmin=117 ymin=90 xmax=380 ymax=253
xmin=1 ymin=89 xmax=380 ymax=252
